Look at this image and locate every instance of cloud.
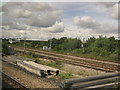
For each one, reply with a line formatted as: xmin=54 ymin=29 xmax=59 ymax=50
xmin=1 ymin=2 xmax=64 ymax=31
xmin=1 ymin=2 xmax=118 ymax=40
xmin=2 ymin=21 xmax=64 ymax=39
xmin=74 ymin=16 xmax=100 ymax=29
xmin=109 ymin=3 xmax=118 ymax=19
xmin=98 ymin=21 xmax=118 ymax=34
xmin=73 ymin=16 xmax=118 ymax=34
xmin=93 ymin=2 xmax=118 ymax=19
xmin=33 ymin=21 xmax=64 ymax=33
xmin=45 ymin=21 xmax=64 ymax=33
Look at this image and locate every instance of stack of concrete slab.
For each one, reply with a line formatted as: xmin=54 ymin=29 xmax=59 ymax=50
xmin=17 ymin=61 xmax=59 ymax=77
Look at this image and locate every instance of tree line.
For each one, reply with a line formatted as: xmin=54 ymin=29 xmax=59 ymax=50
xmin=2 ymin=36 xmax=120 ymax=62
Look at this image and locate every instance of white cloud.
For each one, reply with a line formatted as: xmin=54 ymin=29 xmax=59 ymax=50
xmin=1 ymin=2 xmax=118 ymax=40
xmin=109 ymin=3 xmax=118 ymax=19
xmin=74 ymin=16 xmax=100 ymax=29
xmin=98 ymin=21 xmax=118 ymax=34
xmin=93 ymin=2 xmax=118 ymax=19
xmin=2 ymin=21 xmax=65 ymax=39
xmin=44 ymin=21 xmax=64 ymax=33
xmin=1 ymin=2 xmax=65 ymax=39
xmin=73 ymin=16 xmax=118 ymax=34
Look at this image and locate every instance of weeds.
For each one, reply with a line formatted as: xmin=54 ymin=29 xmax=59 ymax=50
xmin=57 ymin=72 xmax=73 ymax=79
xmin=35 ymin=59 xmax=62 ymax=69
xmin=78 ymin=70 xmax=99 ymax=76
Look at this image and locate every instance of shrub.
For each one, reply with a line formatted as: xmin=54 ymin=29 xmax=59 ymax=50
xmin=99 ymin=49 xmax=110 ymax=57
xmin=28 ymin=52 xmax=39 ymax=58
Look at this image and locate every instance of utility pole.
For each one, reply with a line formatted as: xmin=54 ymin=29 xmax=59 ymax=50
xmin=23 ymin=32 xmax=26 ymax=54
xmin=23 ymin=37 xmax=26 ymax=54
xmin=82 ymin=37 xmax=85 ymax=53
xmin=49 ymin=39 xmax=52 ymax=50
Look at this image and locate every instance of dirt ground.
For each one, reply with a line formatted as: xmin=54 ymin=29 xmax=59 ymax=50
xmin=62 ymin=63 xmax=106 ymax=77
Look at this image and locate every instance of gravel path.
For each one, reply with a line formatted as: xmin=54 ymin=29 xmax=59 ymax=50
xmin=2 ymin=61 xmax=58 ymax=88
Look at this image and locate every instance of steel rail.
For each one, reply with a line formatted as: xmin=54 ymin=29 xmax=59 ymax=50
xmin=2 ymin=71 xmax=29 ymax=89
xmin=15 ymin=47 xmax=120 ymax=72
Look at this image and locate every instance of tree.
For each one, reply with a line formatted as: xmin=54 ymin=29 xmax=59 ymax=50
xmin=85 ymin=37 xmax=96 ymax=47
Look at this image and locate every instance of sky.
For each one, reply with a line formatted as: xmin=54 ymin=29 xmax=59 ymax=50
xmin=0 ymin=1 xmax=119 ymax=41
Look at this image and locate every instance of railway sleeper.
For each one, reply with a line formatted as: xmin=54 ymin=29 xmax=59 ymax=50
xmin=32 ymin=54 xmax=115 ymax=72
xmin=23 ymin=48 xmax=119 ymax=66
xmin=32 ymin=52 xmax=118 ymax=71
xmin=15 ymin=48 xmax=118 ymax=72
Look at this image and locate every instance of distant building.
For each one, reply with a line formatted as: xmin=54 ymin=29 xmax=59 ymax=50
xmin=43 ymin=46 xmax=48 ymax=51
xmin=48 ymin=47 xmax=51 ymax=51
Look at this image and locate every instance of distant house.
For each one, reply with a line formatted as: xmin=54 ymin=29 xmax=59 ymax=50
xmin=43 ymin=46 xmax=48 ymax=51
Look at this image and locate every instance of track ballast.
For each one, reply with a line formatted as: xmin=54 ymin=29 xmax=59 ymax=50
xmin=15 ymin=47 xmax=120 ymax=72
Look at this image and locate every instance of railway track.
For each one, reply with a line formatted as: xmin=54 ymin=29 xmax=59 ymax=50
xmin=2 ymin=71 xmax=29 ymax=89
xmin=2 ymin=59 xmax=60 ymax=88
xmin=15 ymin=47 xmax=120 ymax=72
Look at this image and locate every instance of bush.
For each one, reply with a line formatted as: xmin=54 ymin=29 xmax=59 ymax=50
xmin=28 ymin=52 xmax=39 ymax=58
xmin=99 ymin=49 xmax=110 ymax=57
xmin=109 ymin=54 xmax=119 ymax=62
xmin=91 ymin=47 xmax=101 ymax=55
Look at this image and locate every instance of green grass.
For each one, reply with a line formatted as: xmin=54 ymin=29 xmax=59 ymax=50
xmin=52 ymin=49 xmax=119 ymax=63
xmin=14 ymin=45 xmax=119 ymax=63
xmin=72 ymin=53 xmax=119 ymax=63
xmin=57 ymin=72 xmax=73 ymax=79
xmin=17 ymin=51 xmax=63 ymax=69
xmin=20 ymin=52 xmax=39 ymax=59
xmin=35 ymin=59 xmax=62 ymax=69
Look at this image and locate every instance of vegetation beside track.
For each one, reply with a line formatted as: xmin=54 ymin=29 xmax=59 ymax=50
xmin=2 ymin=36 xmax=120 ymax=63
xmin=57 ymin=72 xmax=73 ymax=79
xmin=15 ymin=51 xmax=63 ymax=69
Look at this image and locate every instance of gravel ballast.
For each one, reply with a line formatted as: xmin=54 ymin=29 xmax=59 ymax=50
xmin=2 ymin=61 xmax=58 ymax=88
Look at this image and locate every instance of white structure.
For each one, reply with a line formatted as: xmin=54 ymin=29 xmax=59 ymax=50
xmin=43 ymin=46 xmax=48 ymax=51
xmin=9 ymin=39 xmax=13 ymax=44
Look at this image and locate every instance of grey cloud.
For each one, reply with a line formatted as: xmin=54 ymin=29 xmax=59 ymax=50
xmin=74 ymin=16 xmax=117 ymax=34
xmin=108 ymin=3 xmax=118 ymax=20
xmin=74 ymin=16 xmax=100 ymax=29
xmin=94 ymin=2 xmax=116 ymax=8
xmin=93 ymin=2 xmax=118 ymax=20
xmin=2 ymin=21 xmax=65 ymax=39
xmin=47 ymin=21 xmax=64 ymax=33
xmin=1 ymin=2 xmax=63 ymax=31
xmin=33 ymin=21 xmax=64 ymax=33
xmin=1 ymin=15 xmax=28 ymax=30
xmin=98 ymin=22 xmax=118 ymax=34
